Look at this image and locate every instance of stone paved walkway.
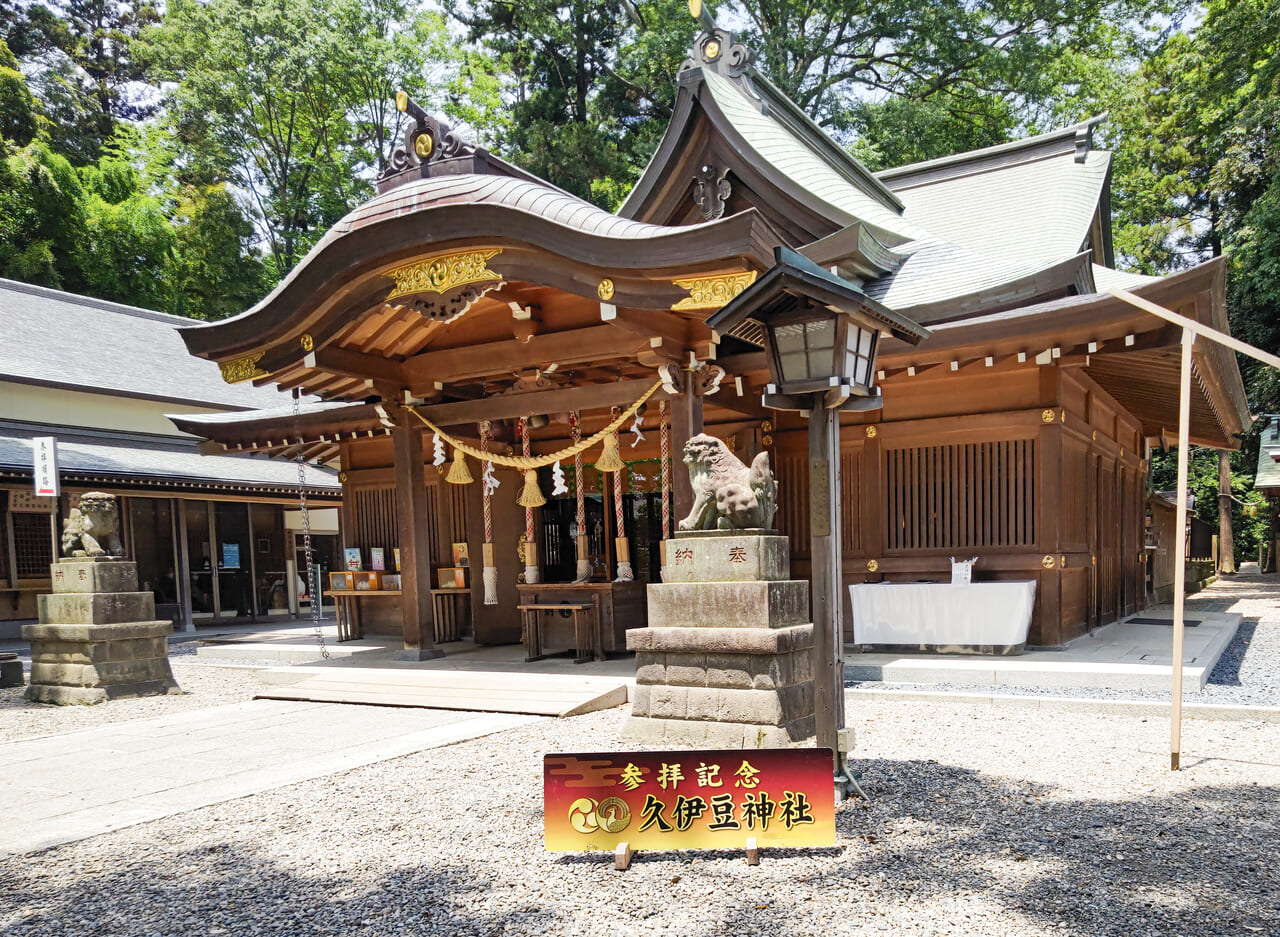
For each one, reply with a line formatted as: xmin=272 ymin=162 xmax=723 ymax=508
xmin=0 ymin=700 xmax=539 ymax=856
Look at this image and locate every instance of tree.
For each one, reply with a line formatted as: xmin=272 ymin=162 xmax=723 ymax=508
xmin=146 ymin=0 xmax=475 ymax=278
xmin=445 ymin=0 xmax=693 ymax=203
xmin=4 ymin=1 xmax=161 ymax=163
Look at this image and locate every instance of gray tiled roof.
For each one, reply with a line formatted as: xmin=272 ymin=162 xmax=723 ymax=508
xmin=0 ymin=279 xmax=298 ymax=410
xmin=885 ymin=148 xmax=1111 ymax=268
xmin=0 ymin=431 xmax=339 ymax=493
xmin=700 ymin=70 xmax=927 ymax=245
xmin=864 ymin=238 xmax=1087 ymax=314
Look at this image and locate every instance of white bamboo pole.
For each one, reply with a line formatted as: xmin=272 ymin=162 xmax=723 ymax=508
xmin=1171 ymin=328 xmax=1194 ymax=770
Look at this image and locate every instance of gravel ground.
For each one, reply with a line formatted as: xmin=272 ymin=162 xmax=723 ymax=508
xmin=852 ymin=568 xmax=1280 ymax=707
xmin=0 ymin=643 xmax=263 ymax=743
xmin=1 ymin=696 xmax=1277 ymax=936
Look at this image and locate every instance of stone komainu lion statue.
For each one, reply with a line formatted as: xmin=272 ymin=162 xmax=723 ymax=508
xmin=678 ymin=434 xmax=778 ymax=531
xmin=61 ymin=492 xmax=125 ymax=558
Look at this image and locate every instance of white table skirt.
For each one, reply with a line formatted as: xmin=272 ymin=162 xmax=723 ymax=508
xmin=849 ymin=581 xmax=1037 ymax=648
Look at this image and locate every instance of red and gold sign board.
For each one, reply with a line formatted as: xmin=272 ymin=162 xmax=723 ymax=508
xmin=544 ymin=748 xmax=836 ymax=852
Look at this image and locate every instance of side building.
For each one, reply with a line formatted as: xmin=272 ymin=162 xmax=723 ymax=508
xmin=0 ymin=279 xmax=342 ymax=637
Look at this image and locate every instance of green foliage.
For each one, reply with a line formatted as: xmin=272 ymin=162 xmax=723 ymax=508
xmin=0 ymin=137 xmax=86 ymax=287
xmin=4 ymin=1 xmax=162 ymax=164
xmin=0 ymin=38 xmax=43 ymax=145
xmin=444 ymin=0 xmax=693 ymax=202
xmin=1149 ymin=440 xmax=1270 ymax=565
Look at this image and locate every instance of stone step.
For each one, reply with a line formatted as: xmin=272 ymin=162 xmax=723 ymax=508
xmin=663 ymin=533 xmax=790 ymax=583
xmin=50 ymin=558 xmax=138 ymax=594
xmin=627 ymin=623 xmax=813 ymax=655
xmin=38 ymin=591 xmax=155 ymax=626
xmin=646 ymin=580 xmax=809 ymax=629
xmin=255 ymin=667 xmax=629 ymax=717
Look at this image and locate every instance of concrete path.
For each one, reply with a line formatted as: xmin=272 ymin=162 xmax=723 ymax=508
xmin=0 ymin=699 xmax=539 ymax=856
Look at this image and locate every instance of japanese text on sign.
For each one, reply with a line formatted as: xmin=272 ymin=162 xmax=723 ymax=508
xmin=544 ymin=748 xmax=836 ymax=852
xmin=33 ymin=436 xmax=59 ymax=498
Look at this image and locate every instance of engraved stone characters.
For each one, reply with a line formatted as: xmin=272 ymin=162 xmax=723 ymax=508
xmin=677 ymin=434 xmax=777 ymax=531
xmin=60 ymin=491 xmax=125 ymax=558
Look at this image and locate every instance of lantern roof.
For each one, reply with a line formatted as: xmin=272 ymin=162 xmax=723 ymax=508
xmin=707 ymin=247 xmax=930 ymax=347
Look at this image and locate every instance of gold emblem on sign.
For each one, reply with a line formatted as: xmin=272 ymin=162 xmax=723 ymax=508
xmin=413 ymin=133 xmax=433 ymax=159
xmin=219 ymin=352 xmax=268 ymax=384
xmin=1041 ymin=409 xmax=1055 ymax=424
xmin=598 ymin=278 xmax=615 ymax=301
xmin=387 ymin=249 xmax=502 ymax=299
xmin=867 ymin=559 xmax=879 ymax=572
xmin=300 ymin=333 xmax=314 ymax=352
xmin=596 ymin=797 xmax=631 ymax=833
xmin=865 ymin=425 xmax=877 ymax=438
xmin=1041 ymin=555 xmax=1056 ymax=569
xmin=671 ymin=271 xmax=758 ymax=311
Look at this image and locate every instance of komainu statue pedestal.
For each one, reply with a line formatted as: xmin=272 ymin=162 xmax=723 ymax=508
xmin=23 ymin=558 xmax=180 ymax=705
xmin=622 ymin=530 xmax=816 ymax=747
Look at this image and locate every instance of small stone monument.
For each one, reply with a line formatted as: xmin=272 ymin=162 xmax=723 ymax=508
xmin=23 ymin=492 xmax=180 ymax=704
xmin=624 ymin=435 xmax=815 ymax=746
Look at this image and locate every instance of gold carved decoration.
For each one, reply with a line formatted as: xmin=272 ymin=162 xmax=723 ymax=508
xmin=220 ymin=352 xmax=268 ymax=384
xmin=866 ymin=559 xmax=879 ymax=572
xmin=1041 ymin=409 xmax=1055 ymax=423
xmin=300 ymin=333 xmax=314 ymax=352
xmin=338 ymin=471 xmax=348 ymax=484
xmin=1041 ymin=555 xmax=1056 ymax=569
xmin=414 ymin=133 xmax=433 ymax=159
xmin=671 ymin=271 xmax=758 ymax=311
xmin=865 ymin=425 xmax=877 ymax=438
xmin=598 ymin=278 xmax=615 ymax=301
xmin=387 ymin=249 xmax=502 ymax=300
xmin=1060 ymin=555 xmax=1068 ymax=568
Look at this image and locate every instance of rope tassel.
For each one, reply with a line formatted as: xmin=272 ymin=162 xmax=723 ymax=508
xmin=445 ymin=448 xmax=473 ymax=484
xmin=517 ymin=469 xmax=547 ymax=507
xmin=595 ymin=431 xmax=625 ymax=473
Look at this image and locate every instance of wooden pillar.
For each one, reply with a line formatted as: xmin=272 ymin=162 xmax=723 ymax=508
xmin=809 ymin=399 xmax=846 ymax=778
xmin=669 ymin=375 xmax=704 ymax=526
xmin=392 ymin=409 xmax=442 ymax=660
xmin=1171 ymin=329 xmax=1194 ymax=770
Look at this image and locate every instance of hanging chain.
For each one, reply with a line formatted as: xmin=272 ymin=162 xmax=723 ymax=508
xmin=293 ymin=389 xmax=329 ymax=660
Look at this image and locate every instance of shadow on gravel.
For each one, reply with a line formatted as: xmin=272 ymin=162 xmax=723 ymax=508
xmin=1206 ymin=618 xmax=1258 ymax=687
xmin=0 ymin=760 xmax=1276 ymax=937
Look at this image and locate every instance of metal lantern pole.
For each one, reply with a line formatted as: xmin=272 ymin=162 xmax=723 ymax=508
xmin=808 ymin=398 xmax=847 ymax=779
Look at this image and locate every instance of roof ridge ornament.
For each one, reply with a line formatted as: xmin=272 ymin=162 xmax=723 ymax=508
xmin=677 ymin=1 xmax=757 ymax=91
xmin=383 ymin=92 xmax=476 ymax=180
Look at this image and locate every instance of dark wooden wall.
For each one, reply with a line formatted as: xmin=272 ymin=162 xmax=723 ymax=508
xmin=774 ymin=363 xmax=1148 ymax=647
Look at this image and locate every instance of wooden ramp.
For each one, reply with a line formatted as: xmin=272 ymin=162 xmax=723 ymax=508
xmin=255 ymin=665 xmax=631 ymax=717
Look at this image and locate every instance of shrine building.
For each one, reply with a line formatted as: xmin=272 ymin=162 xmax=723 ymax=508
xmin=172 ymin=21 xmax=1249 ymax=657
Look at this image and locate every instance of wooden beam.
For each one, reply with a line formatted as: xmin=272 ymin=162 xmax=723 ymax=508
xmin=418 ymin=378 xmax=669 ymax=427
xmin=309 ymin=346 xmax=408 ymax=385
xmin=601 ymin=305 xmax=691 ymax=348
xmin=402 ymin=326 xmax=647 ymax=389
xmin=1109 ymin=287 xmax=1280 ymax=370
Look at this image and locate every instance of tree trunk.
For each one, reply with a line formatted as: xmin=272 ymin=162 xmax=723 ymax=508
xmin=1218 ymin=449 xmax=1236 ymax=573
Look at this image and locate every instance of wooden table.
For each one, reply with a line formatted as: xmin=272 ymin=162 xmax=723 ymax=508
xmin=516 ymin=582 xmax=647 ymax=661
xmin=327 ymin=589 xmax=401 ymax=642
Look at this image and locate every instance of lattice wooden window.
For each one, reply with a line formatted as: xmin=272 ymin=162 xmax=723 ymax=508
xmin=884 ymin=439 xmax=1036 ymax=550
xmin=12 ymin=512 xmax=54 ymax=577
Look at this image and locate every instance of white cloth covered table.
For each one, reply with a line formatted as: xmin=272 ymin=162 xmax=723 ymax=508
xmin=849 ymin=581 xmax=1037 ymax=650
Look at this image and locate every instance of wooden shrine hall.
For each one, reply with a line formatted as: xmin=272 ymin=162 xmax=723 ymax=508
xmin=173 ymin=18 xmax=1249 ymax=657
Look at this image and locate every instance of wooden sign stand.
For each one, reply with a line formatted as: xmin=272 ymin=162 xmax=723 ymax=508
xmin=612 ymin=838 xmax=762 ymax=871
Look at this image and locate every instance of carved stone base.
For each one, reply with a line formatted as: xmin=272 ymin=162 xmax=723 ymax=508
xmin=26 ymin=556 xmax=180 ymax=706
xmin=22 ymin=621 xmax=180 ymax=705
xmin=625 ymin=534 xmax=816 ymax=745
